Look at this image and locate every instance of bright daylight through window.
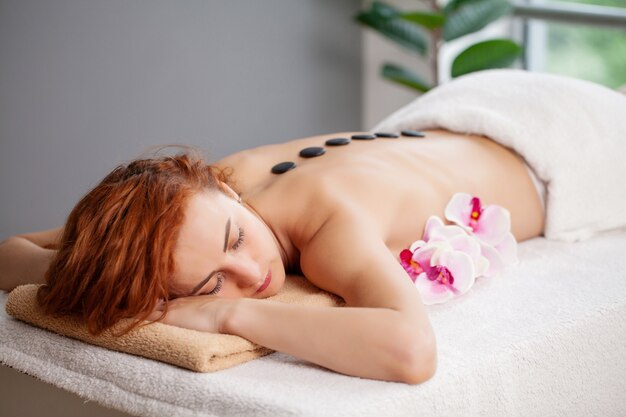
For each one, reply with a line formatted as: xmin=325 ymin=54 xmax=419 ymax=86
xmin=524 ymin=0 xmax=626 ymax=89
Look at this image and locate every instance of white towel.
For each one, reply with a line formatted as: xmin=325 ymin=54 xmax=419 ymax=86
xmin=2 ymin=231 xmax=626 ymax=416
xmin=373 ymin=69 xmax=626 ymax=242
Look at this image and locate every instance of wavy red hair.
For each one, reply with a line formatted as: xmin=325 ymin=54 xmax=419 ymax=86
xmin=37 ymin=151 xmax=232 ymax=336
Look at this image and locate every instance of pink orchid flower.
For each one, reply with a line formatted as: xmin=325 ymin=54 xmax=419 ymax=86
xmin=411 ymin=243 xmax=476 ymax=305
xmin=444 ymin=193 xmax=518 ymax=276
xmin=422 ymin=216 xmax=489 ymax=277
xmin=444 ymin=193 xmax=511 ymax=246
xmin=398 ymin=193 xmax=520 ymax=304
xmin=400 ymin=217 xmax=471 ymax=283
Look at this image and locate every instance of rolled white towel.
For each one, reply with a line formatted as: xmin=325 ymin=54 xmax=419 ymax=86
xmin=373 ymin=69 xmax=626 ymax=242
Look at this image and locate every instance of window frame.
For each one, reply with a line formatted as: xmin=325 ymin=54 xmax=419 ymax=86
xmin=514 ymin=0 xmax=626 ymax=29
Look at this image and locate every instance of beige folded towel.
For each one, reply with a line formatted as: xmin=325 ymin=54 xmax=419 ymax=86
xmin=5 ymin=275 xmax=343 ymax=372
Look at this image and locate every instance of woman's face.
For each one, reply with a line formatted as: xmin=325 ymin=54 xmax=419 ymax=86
xmin=171 ymin=189 xmax=285 ymax=299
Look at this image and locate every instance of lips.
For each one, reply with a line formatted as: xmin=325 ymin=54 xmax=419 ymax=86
xmin=255 ymin=270 xmax=272 ymax=294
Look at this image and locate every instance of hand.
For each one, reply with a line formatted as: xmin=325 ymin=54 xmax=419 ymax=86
xmin=147 ymin=295 xmax=236 ymax=334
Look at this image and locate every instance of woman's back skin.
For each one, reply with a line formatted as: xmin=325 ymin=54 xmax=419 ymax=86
xmin=223 ymin=130 xmax=543 ymax=259
xmin=0 ymin=129 xmax=544 ymax=384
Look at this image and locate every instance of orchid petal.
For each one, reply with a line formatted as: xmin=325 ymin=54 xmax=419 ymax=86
xmin=428 ymin=223 xmax=467 ymax=242
xmin=447 ymin=234 xmax=486 ymax=277
xmin=423 ymin=216 xmax=445 ymax=241
xmin=448 ymin=234 xmax=481 ymax=261
xmin=414 ymin=274 xmax=455 ymax=305
xmin=430 ymin=241 xmax=453 ymax=265
xmin=444 ymin=193 xmax=473 ymax=231
xmin=399 ymin=249 xmax=414 ymax=272
xmin=495 ymin=233 xmax=519 ymax=266
xmin=473 ymin=205 xmax=511 ymax=245
xmin=409 ymin=239 xmax=427 ymax=252
xmin=412 ymin=245 xmax=437 ymax=275
xmin=479 ymin=242 xmax=505 ymax=278
xmin=400 ymin=249 xmax=412 ymax=264
xmin=474 ymin=255 xmax=490 ymax=277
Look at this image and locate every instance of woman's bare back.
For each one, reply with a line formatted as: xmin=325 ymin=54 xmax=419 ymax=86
xmin=217 ymin=129 xmax=544 ymax=269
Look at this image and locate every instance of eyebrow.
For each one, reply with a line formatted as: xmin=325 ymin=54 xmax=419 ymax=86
xmin=223 ymin=217 xmax=231 ymax=253
xmin=190 ymin=217 xmax=231 ymax=295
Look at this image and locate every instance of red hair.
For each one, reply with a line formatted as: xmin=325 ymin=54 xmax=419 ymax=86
xmin=37 ymin=151 xmax=232 ymax=336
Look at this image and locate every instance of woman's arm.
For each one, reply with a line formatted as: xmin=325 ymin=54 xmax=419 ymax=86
xmin=223 ymin=214 xmax=436 ymax=384
xmin=225 ymin=296 xmax=435 ymax=384
xmin=0 ymin=227 xmax=62 ymax=291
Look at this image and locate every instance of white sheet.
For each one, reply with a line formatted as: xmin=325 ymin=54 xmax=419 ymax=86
xmin=2 ymin=230 xmax=626 ymax=416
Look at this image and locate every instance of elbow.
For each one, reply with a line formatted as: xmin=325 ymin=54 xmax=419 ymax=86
xmin=392 ymin=324 xmax=438 ymax=385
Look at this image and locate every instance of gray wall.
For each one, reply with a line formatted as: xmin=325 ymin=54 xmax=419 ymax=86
xmin=0 ymin=0 xmax=362 ymax=239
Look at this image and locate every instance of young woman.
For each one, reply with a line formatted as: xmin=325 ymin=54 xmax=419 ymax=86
xmin=0 ymin=126 xmax=544 ymax=384
xmin=5 ymin=69 xmax=622 ymax=385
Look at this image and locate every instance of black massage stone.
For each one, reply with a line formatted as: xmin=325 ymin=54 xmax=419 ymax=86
xmin=325 ymin=137 xmax=351 ymax=146
xmin=299 ymin=147 xmax=326 ymax=158
xmin=271 ymin=161 xmax=296 ymax=174
xmin=351 ymin=134 xmax=377 ymax=140
xmin=401 ymin=130 xmax=426 ymax=138
xmin=375 ymin=132 xmax=400 ymax=138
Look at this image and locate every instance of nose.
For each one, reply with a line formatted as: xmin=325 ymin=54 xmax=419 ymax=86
xmin=224 ymin=254 xmax=262 ymax=289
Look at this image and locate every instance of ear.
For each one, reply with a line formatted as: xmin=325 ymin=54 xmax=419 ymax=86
xmin=218 ymin=181 xmax=239 ymax=201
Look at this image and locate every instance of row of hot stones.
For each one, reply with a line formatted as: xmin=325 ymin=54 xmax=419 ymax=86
xmin=271 ymin=130 xmax=426 ymax=174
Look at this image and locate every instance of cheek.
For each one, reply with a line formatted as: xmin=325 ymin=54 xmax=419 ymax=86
xmin=244 ymin=216 xmax=277 ymax=260
xmin=249 ymin=222 xmax=269 ymax=250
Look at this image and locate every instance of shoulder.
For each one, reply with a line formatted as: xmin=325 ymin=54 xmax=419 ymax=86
xmin=268 ymin=167 xmax=353 ymax=246
xmin=15 ymin=227 xmax=64 ymax=249
xmin=296 ymin=202 xmax=422 ymax=315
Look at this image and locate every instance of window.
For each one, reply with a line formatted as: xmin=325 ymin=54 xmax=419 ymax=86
xmin=520 ymin=0 xmax=626 ymax=89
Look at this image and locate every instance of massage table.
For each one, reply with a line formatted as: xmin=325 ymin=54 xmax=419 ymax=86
xmin=2 ymin=229 xmax=625 ymax=417
xmin=3 ymin=69 xmax=626 ymax=416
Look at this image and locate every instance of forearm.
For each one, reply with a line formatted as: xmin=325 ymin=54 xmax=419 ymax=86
xmin=224 ymin=299 xmax=436 ymax=384
xmin=0 ymin=237 xmax=56 ymax=291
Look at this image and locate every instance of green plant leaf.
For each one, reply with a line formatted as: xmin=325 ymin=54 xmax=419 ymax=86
xmin=355 ymin=2 xmax=428 ymax=55
xmin=443 ymin=0 xmax=475 ymax=14
xmin=400 ymin=11 xmax=445 ymax=30
xmin=451 ymin=39 xmax=522 ymax=77
xmin=443 ymin=0 xmax=512 ymax=42
xmin=371 ymin=1 xmax=401 ymax=18
xmin=382 ymin=63 xmax=432 ymax=92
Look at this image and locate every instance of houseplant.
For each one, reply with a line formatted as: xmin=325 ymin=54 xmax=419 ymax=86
xmin=355 ymin=0 xmax=523 ymax=92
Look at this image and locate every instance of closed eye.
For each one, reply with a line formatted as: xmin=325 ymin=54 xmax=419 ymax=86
xmin=232 ymin=227 xmax=245 ymax=250
xmin=205 ymin=274 xmax=224 ymax=295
